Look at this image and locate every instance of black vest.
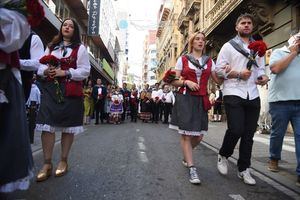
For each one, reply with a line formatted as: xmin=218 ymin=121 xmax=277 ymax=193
xmin=19 ymin=33 xmax=34 ymax=102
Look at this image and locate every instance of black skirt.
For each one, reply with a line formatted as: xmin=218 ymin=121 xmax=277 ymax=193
xmin=0 ymin=69 xmax=33 ymax=189
xmin=36 ymin=80 xmax=84 ymax=128
xmin=170 ymin=93 xmax=208 ymax=136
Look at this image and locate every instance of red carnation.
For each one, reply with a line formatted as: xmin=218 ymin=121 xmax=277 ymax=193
xmin=248 ymin=40 xmax=267 ymax=57
xmin=114 ymin=99 xmax=119 ymax=104
xmin=39 ymin=55 xmax=60 ymax=67
xmin=155 ymin=96 xmax=159 ymax=101
xmin=163 ymin=69 xmax=178 ymax=83
xmin=26 ymin=0 xmax=45 ymax=27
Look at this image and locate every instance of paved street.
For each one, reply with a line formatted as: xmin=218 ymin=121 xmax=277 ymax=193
xmin=5 ymin=121 xmax=299 ymax=200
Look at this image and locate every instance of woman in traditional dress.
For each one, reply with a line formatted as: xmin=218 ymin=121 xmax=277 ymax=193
xmin=35 ymin=18 xmax=90 ymax=182
xmin=139 ymin=84 xmax=152 ymax=122
xmin=109 ymin=86 xmax=123 ymax=124
xmin=83 ymin=79 xmax=93 ymax=125
xmin=169 ymin=31 xmax=222 ymax=184
xmin=0 ymin=0 xmax=44 ymax=192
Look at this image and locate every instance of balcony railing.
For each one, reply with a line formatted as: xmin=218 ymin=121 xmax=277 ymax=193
xmin=178 ymin=8 xmax=189 ymax=34
xmin=204 ymin=0 xmax=243 ymax=35
xmin=186 ymin=0 xmax=201 ymax=17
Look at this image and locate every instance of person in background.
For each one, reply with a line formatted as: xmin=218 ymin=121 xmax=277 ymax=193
xmin=151 ymin=82 xmax=163 ymax=123
xmin=109 ymin=86 xmax=124 ymax=124
xmin=169 ymin=31 xmax=222 ymax=184
xmin=92 ymin=78 xmax=107 ymax=124
xmin=19 ymin=31 xmax=44 ymax=102
xmin=267 ymin=28 xmax=300 ymax=186
xmin=121 ymin=82 xmax=131 ymax=121
xmin=26 ymin=74 xmax=41 ymax=143
xmin=139 ymin=84 xmax=152 ymax=123
xmin=213 ymin=85 xmax=223 ymax=122
xmin=35 ymin=18 xmax=90 ymax=182
xmin=161 ymin=83 xmax=175 ymax=124
xmin=105 ymin=84 xmax=112 ymax=123
xmin=83 ymin=79 xmax=93 ymax=125
xmin=215 ymin=13 xmax=269 ymax=185
xmin=130 ymin=83 xmax=139 ymax=122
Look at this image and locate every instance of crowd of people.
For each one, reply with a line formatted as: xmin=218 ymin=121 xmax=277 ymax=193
xmin=83 ymin=81 xmax=175 ymax=125
xmin=1 ymin=0 xmax=300 ymax=195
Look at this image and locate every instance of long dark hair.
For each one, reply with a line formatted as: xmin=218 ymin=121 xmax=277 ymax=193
xmin=48 ymin=18 xmax=81 ymax=48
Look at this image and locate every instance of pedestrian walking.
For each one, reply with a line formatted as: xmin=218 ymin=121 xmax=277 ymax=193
xmin=139 ymin=84 xmax=152 ymax=122
xmin=130 ymin=83 xmax=139 ymax=122
xmin=26 ymin=76 xmax=41 ymax=144
xmin=151 ymin=83 xmax=163 ymax=123
xmin=213 ymin=85 xmax=223 ymax=122
xmin=35 ymin=18 xmax=90 ymax=182
xmin=0 ymin=0 xmax=44 ymax=192
xmin=168 ymin=31 xmax=221 ymax=184
xmin=83 ymin=79 xmax=93 ymax=125
xmin=92 ymin=78 xmax=107 ymax=124
xmin=267 ymin=28 xmax=300 ymax=186
xmin=215 ymin=13 xmax=269 ymax=185
xmin=109 ymin=86 xmax=124 ymax=124
xmin=121 ymin=82 xmax=131 ymax=121
xmin=161 ymin=84 xmax=175 ymax=124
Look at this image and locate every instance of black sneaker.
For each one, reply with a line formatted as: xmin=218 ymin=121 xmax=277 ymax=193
xmin=296 ymin=176 xmax=300 ymax=187
xmin=189 ymin=167 xmax=201 ymax=184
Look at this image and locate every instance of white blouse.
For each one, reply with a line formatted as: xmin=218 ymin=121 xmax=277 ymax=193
xmin=37 ymin=44 xmax=91 ymax=81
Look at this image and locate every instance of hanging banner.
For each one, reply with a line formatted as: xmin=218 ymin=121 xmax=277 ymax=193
xmin=88 ymin=0 xmax=101 ymax=36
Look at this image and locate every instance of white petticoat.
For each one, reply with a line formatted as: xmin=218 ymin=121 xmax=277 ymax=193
xmin=169 ymin=124 xmax=207 ymax=136
xmin=36 ymin=124 xmax=84 ymax=134
xmin=0 ymin=170 xmax=33 ymax=193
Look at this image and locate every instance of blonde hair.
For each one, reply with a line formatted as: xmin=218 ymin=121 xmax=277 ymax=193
xmin=187 ymin=31 xmax=206 ymax=53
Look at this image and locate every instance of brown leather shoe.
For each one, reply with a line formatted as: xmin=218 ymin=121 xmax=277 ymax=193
xmin=55 ymin=161 xmax=68 ymax=177
xmin=36 ymin=164 xmax=52 ymax=182
xmin=268 ymin=159 xmax=279 ymax=172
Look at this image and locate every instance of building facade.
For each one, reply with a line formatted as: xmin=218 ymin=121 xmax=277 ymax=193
xmin=142 ymin=30 xmax=158 ymax=86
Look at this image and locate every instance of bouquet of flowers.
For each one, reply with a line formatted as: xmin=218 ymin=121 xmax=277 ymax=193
xmin=3 ymin=0 xmax=45 ymax=27
xmin=247 ymin=40 xmax=267 ymax=70
xmin=163 ymin=69 xmax=178 ymax=83
xmin=39 ymin=55 xmax=64 ymax=103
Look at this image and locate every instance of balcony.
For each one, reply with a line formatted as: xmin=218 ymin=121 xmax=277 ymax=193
xmin=186 ymin=0 xmax=201 ymax=17
xmin=156 ymin=4 xmax=171 ymax=37
xmin=205 ymin=0 xmax=243 ymax=35
xmin=178 ymin=8 xmax=189 ymax=34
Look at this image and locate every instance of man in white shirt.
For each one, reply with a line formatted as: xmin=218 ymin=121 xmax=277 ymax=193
xmin=26 ymin=76 xmax=41 ymax=143
xmin=151 ymin=83 xmax=163 ymax=123
xmin=215 ymin=13 xmax=269 ymax=185
xmin=161 ymin=84 xmax=175 ymax=124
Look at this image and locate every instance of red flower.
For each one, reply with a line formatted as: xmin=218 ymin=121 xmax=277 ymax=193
xmin=163 ymin=69 xmax=178 ymax=83
xmin=124 ymin=93 xmax=128 ymax=97
xmin=155 ymin=96 xmax=159 ymax=101
xmin=26 ymin=0 xmax=45 ymax=27
xmin=4 ymin=0 xmax=44 ymax=27
xmin=39 ymin=55 xmax=60 ymax=67
xmin=248 ymin=40 xmax=267 ymax=57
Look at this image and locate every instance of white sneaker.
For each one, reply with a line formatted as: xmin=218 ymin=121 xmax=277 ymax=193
xmin=217 ymin=154 xmax=228 ymax=175
xmin=237 ymin=168 xmax=256 ymax=185
xmin=189 ymin=167 xmax=201 ymax=184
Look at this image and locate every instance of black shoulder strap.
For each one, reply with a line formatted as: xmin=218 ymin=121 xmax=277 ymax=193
xmin=229 ymin=39 xmax=249 ymax=58
xmin=185 ymin=54 xmax=209 ymax=70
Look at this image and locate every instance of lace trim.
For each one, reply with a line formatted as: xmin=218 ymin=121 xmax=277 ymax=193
xmin=169 ymin=124 xmax=207 ymax=136
xmin=0 ymin=170 xmax=33 ymax=193
xmin=36 ymin=124 xmax=84 ymax=134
